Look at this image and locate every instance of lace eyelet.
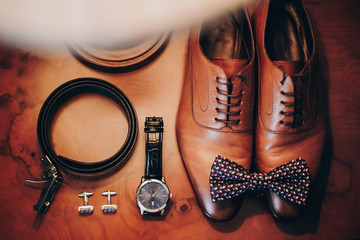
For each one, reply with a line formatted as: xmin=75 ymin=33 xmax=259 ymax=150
xmin=280 ymin=111 xmax=285 ymax=115
xmin=279 ymin=120 xmax=284 ymax=124
xmin=214 ymin=74 xmax=245 ymax=126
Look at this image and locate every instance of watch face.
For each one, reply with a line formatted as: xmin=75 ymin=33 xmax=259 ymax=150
xmin=136 ymin=179 xmax=170 ymax=213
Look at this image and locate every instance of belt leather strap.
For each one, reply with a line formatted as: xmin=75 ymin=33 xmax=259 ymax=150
xmin=144 ymin=117 xmax=163 ymax=179
xmin=34 ymin=77 xmax=138 ymax=213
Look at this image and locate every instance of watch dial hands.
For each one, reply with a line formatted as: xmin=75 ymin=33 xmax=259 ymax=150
xmin=138 ymin=181 xmax=170 ymax=210
xmin=152 ymin=188 xmax=162 ymax=198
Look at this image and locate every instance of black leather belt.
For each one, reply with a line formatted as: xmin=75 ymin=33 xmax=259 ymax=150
xmin=33 ymin=77 xmax=138 ymax=213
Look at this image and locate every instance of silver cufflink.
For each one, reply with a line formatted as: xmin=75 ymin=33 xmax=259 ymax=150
xmin=78 ymin=192 xmax=93 ymax=214
xmin=101 ymin=191 xmax=117 ymax=213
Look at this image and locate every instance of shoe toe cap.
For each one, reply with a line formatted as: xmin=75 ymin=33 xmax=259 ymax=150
xmin=267 ymin=191 xmax=307 ymax=222
xmin=201 ymin=195 xmax=244 ymax=221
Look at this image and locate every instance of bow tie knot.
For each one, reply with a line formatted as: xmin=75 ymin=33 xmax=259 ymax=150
xmin=247 ymin=174 xmax=269 ymax=191
xmin=210 ymin=156 xmax=311 ymax=205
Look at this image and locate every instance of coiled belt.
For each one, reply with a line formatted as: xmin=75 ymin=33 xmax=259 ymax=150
xmin=32 ymin=77 xmax=138 ymax=213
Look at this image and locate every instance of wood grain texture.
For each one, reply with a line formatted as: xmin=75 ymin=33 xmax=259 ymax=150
xmin=0 ymin=0 xmax=359 ymax=239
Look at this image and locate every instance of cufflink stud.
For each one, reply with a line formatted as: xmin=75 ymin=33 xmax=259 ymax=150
xmin=101 ymin=191 xmax=117 ymax=213
xmin=78 ymin=192 xmax=93 ymax=214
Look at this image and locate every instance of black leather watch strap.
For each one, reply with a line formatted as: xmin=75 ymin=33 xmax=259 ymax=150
xmin=144 ymin=117 xmax=163 ymax=179
xmin=34 ymin=77 xmax=138 ymax=213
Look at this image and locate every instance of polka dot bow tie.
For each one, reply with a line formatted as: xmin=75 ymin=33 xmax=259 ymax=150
xmin=209 ymin=155 xmax=311 ymax=205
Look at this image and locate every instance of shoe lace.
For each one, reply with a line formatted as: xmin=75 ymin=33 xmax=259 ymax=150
xmin=278 ymin=65 xmax=307 ymax=128
xmin=214 ymin=74 xmax=245 ymax=126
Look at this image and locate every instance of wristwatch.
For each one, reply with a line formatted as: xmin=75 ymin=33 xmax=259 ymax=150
xmin=136 ymin=117 xmax=172 ymax=215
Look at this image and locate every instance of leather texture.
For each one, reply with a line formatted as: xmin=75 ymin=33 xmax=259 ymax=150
xmin=35 ymin=77 xmax=138 ymax=213
xmin=253 ymin=0 xmax=326 ymax=221
xmin=144 ymin=117 xmax=164 ymax=179
xmin=32 ymin=156 xmax=63 ymax=213
xmin=37 ymin=78 xmax=138 ymax=175
xmin=176 ymin=8 xmax=255 ymax=221
xmin=68 ymin=33 xmax=170 ymax=73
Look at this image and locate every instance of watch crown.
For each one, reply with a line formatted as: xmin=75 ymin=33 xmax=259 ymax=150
xmin=169 ymin=193 xmax=173 ymax=199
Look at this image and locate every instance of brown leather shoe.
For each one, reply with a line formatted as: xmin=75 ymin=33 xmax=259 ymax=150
xmin=176 ymin=8 xmax=255 ymax=221
xmin=254 ymin=0 xmax=326 ymax=221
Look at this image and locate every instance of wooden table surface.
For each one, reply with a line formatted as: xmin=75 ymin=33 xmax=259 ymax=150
xmin=0 ymin=0 xmax=359 ymax=239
